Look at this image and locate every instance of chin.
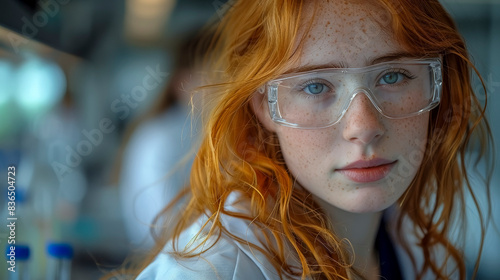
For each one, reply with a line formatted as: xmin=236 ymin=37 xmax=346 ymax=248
xmin=331 ymin=187 xmax=404 ymax=214
xmin=343 ymin=202 xmax=394 ymax=214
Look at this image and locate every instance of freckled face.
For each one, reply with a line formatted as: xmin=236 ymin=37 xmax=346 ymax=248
xmin=259 ymin=0 xmax=429 ymax=213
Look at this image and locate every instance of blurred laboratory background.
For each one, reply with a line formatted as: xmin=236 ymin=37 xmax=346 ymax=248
xmin=0 ymin=0 xmax=498 ymax=279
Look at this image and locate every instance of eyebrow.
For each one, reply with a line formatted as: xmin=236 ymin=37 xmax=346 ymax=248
xmin=285 ymin=52 xmax=421 ymax=74
xmin=370 ymin=52 xmax=423 ymax=65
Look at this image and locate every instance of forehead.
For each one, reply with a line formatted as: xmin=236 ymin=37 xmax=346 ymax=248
xmin=296 ymin=0 xmax=403 ymax=68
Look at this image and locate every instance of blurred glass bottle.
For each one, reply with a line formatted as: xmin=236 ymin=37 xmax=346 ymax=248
xmin=4 ymin=244 xmax=30 ymax=280
xmin=16 ymin=187 xmax=45 ymax=279
xmin=1 ymin=184 xmax=42 ymax=279
xmin=46 ymin=242 xmax=73 ymax=280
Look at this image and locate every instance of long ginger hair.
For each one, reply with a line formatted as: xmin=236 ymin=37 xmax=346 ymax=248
xmin=133 ymin=0 xmax=494 ymax=279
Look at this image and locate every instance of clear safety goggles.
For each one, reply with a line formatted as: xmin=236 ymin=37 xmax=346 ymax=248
xmin=261 ymin=58 xmax=442 ymax=129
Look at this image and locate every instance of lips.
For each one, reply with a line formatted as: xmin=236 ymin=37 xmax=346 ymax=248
xmin=336 ymin=158 xmax=397 ymax=183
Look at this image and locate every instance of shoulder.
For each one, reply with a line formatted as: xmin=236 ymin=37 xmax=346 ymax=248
xmin=136 ymin=217 xmax=275 ymax=280
xmin=137 ymin=237 xmax=269 ymax=280
xmin=137 ymin=195 xmax=293 ymax=280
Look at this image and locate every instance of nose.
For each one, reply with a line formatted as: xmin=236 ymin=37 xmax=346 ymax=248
xmin=341 ymin=93 xmax=385 ymax=145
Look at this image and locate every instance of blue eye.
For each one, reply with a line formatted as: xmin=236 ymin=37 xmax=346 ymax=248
xmin=379 ymin=72 xmax=403 ymax=85
xmin=304 ymin=83 xmax=327 ymax=95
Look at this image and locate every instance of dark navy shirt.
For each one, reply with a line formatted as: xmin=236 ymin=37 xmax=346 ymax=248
xmin=376 ymin=219 xmax=403 ymax=280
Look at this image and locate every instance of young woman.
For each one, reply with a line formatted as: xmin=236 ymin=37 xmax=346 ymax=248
xmin=131 ymin=0 xmax=493 ymax=279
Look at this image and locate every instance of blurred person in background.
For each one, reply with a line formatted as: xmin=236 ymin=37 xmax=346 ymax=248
xmin=117 ymin=33 xmax=206 ymax=249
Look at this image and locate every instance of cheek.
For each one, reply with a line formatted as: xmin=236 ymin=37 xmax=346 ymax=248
xmin=399 ymin=114 xmax=429 ymax=150
xmin=276 ymin=128 xmax=339 ymax=172
xmin=279 ymin=129 xmax=323 ymax=150
xmin=389 ymin=114 xmax=429 ymax=181
xmin=403 ymin=89 xmax=432 ymax=111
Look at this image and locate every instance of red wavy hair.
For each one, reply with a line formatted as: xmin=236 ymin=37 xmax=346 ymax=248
xmin=127 ymin=1 xmax=494 ymax=279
